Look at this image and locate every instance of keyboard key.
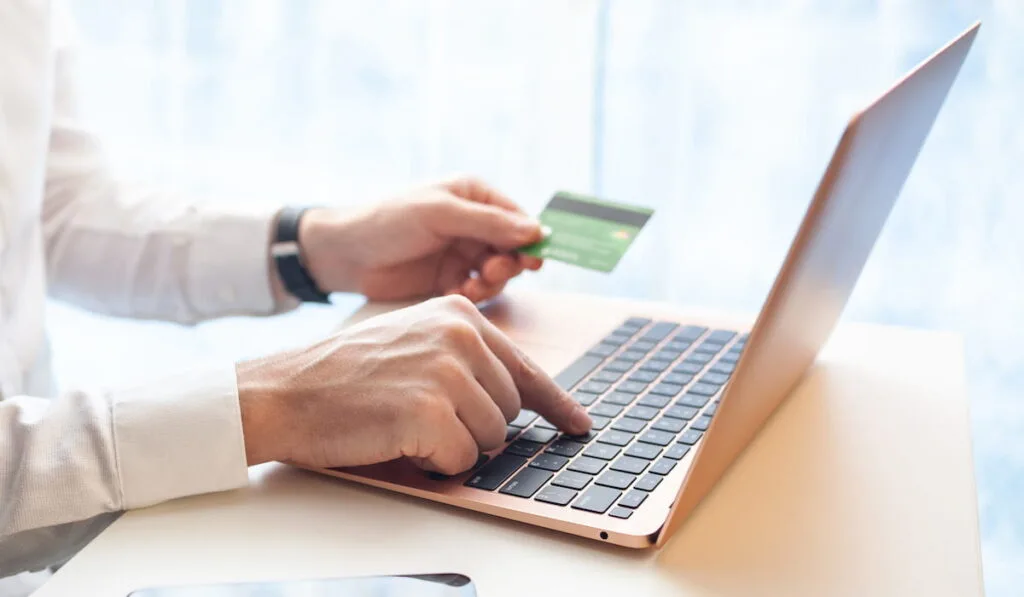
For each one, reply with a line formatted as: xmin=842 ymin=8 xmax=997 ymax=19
xmin=608 ymin=506 xmax=634 ymax=519
xmin=678 ymin=429 xmax=704 ymax=445
xmin=673 ymin=362 xmax=704 ymax=375
xmin=509 ymin=410 xmax=538 ymax=428
xmin=464 ymin=454 xmax=527 ymax=490
xmin=650 ymin=458 xmax=677 ymax=476
xmin=629 ymin=340 xmax=657 ymax=352
xmin=674 ymin=325 xmax=708 ymax=342
xmin=573 ymin=391 xmax=600 ymax=406
xmin=560 ymin=430 xmax=599 ymax=443
xmin=590 ymin=415 xmax=612 ymax=430
xmin=653 ymin=350 xmax=683 ymax=362
xmin=634 ymin=474 xmax=663 ymax=492
xmin=586 ymin=343 xmax=618 ymax=358
xmin=637 ymin=393 xmax=671 ymax=408
xmin=592 ymin=370 xmax=623 ymax=383
xmin=650 ymin=383 xmax=683 ymax=397
xmin=519 ymin=427 xmax=558 ymax=444
xmin=598 ymin=430 xmax=635 ymax=447
xmin=641 ymin=322 xmax=679 ymax=342
xmin=429 ymin=453 xmax=488 ymax=481
xmin=610 ymin=456 xmax=649 ymax=475
xmin=618 ymin=490 xmax=648 ymax=509
xmin=596 ymin=471 xmax=637 ymax=490
xmin=583 ymin=443 xmax=621 ymax=461
xmin=546 ymin=439 xmax=585 ymax=458
xmin=652 ymin=416 xmax=687 ymax=433
xmin=707 ymin=330 xmax=737 ymax=344
xmin=615 ymin=381 xmax=648 ymax=395
xmin=664 ymin=444 xmax=691 ymax=460
xmin=664 ymin=341 xmax=691 ymax=352
xmin=688 ymin=383 xmax=720 ymax=397
xmin=700 ymin=372 xmax=730 ymax=386
xmin=720 ymin=351 xmax=741 ymax=364
xmin=628 ymin=370 xmax=659 ymax=383
xmin=623 ymin=317 xmax=652 ymax=329
xmin=624 ymin=405 xmax=659 ymax=421
xmin=677 ymin=393 xmax=710 ymax=408
xmin=602 ymin=334 xmax=630 ymax=347
xmin=663 ymin=372 xmax=694 ymax=386
xmin=568 ymin=456 xmax=607 ymax=475
xmin=710 ymin=361 xmax=736 ymax=375
xmin=580 ymin=381 xmax=611 ymax=394
xmin=505 ymin=439 xmax=545 ymax=457
xmin=690 ymin=415 xmax=712 ymax=431
xmin=505 ymin=426 xmax=521 ymax=441
xmin=694 ymin=341 xmax=725 ymax=354
xmin=604 ymin=359 xmax=634 ymax=373
xmin=552 ymin=471 xmax=592 ymax=490
xmin=500 ymin=467 xmax=553 ymax=498
xmin=638 ymin=430 xmax=676 ymax=446
xmin=535 ymin=485 xmax=577 ymax=506
xmin=625 ymin=443 xmax=662 ymax=460
xmin=664 ymin=405 xmax=699 ymax=420
xmin=590 ymin=402 xmax=624 ymax=418
xmin=705 ymin=401 xmax=719 ymax=416
xmin=603 ymin=392 xmax=636 ymax=406
xmin=554 ymin=355 xmax=603 ymax=391
xmin=685 ymin=352 xmax=714 ymax=365
xmin=572 ymin=486 xmax=622 ymax=514
xmin=619 ymin=350 xmax=646 ymax=362
xmin=530 ymin=453 xmax=570 ymax=471
xmin=612 ymin=417 xmax=647 ymax=433
xmin=640 ymin=360 xmax=672 ymax=373
xmin=535 ymin=418 xmax=557 ymax=430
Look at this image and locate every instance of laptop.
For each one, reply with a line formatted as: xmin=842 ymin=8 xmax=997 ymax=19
xmin=305 ymin=23 xmax=979 ymax=549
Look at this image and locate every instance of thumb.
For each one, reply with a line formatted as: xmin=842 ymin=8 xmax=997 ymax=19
xmin=429 ymin=195 xmax=543 ymax=250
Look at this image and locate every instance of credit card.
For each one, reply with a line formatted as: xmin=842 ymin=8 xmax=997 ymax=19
xmin=520 ymin=191 xmax=654 ymax=272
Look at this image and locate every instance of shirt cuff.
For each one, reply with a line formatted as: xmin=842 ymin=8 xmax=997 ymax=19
xmin=187 ymin=205 xmax=299 ymax=317
xmin=111 ymin=366 xmax=250 ymax=509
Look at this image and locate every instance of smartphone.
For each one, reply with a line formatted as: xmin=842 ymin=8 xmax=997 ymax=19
xmin=127 ymin=573 xmax=476 ymax=596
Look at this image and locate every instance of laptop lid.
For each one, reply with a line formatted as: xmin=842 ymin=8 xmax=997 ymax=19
xmin=656 ymin=22 xmax=980 ymax=547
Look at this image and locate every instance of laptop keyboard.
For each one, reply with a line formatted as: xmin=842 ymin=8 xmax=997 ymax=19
xmin=462 ymin=318 xmax=746 ymax=518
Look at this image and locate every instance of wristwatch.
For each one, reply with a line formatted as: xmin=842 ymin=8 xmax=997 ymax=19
xmin=271 ymin=206 xmax=331 ymax=303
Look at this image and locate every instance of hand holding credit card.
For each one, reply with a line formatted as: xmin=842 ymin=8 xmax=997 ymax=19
xmin=520 ymin=191 xmax=654 ymax=272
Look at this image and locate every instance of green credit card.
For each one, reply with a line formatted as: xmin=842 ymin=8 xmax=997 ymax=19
xmin=520 ymin=191 xmax=654 ymax=272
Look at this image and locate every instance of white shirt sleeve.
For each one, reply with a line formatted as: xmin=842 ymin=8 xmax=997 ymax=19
xmin=41 ymin=3 xmax=299 ymax=324
xmin=0 ymin=366 xmax=250 ymax=576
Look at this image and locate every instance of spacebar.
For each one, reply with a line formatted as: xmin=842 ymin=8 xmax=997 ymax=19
xmin=553 ymin=355 xmax=604 ymax=391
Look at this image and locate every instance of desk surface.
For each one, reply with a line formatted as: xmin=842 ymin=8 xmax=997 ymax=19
xmin=35 ymin=292 xmax=984 ymax=597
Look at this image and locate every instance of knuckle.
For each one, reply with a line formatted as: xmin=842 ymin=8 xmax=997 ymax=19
xmin=441 ymin=294 xmax=477 ymax=315
xmin=434 ymin=355 xmax=466 ymax=383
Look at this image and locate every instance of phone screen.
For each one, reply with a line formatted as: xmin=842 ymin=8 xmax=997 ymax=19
xmin=128 ymin=574 xmax=476 ymax=596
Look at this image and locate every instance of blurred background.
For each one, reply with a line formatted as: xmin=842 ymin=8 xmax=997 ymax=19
xmin=55 ymin=0 xmax=1021 ymax=593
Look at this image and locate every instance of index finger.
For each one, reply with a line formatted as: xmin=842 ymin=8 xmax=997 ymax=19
xmin=473 ymin=316 xmax=591 ymax=435
xmin=442 ymin=177 xmax=525 ymax=214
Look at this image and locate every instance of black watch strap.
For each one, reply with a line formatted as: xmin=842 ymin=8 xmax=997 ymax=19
xmin=272 ymin=207 xmax=330 ymax=303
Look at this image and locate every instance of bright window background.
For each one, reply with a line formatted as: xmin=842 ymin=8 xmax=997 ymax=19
xmin=53 ymin=1 xmax=1022 ymax=592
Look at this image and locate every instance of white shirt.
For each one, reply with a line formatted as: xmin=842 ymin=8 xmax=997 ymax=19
xmin=0 ymin=0 xmax=289 ymax=579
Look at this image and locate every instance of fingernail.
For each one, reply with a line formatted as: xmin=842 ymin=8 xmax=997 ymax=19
xmin=540 ymin=225 xmax=553 ymax=238
xmin=515 ymin=216 xmax=541 ymax=232
xmin=571 ymin=406 xmax=592 ymax=431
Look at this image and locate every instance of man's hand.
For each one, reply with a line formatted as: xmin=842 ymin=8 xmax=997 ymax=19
xmin=296 ymin=177 xmax=544 ymax=302
xmin=236 ymin=295 xmax=591 ymax=473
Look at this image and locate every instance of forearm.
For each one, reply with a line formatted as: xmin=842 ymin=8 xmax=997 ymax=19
xmin=0 ymin=367 xmax=249 ymax=575
xmin=43 ymin=184 xmax=293 ymax=323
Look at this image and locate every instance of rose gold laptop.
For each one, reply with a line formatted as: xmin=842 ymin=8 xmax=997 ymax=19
xmin=306 ymin=24 xmax=979 ymax=549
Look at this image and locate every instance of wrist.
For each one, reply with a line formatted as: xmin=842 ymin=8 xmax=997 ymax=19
xmin=236 ymin=359 xmax=284 ymax=466
xmin=297 ymin=207 xmax=365 ymax=295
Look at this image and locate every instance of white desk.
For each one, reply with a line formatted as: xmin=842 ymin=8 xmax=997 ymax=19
xmin=34 ymin=292 xmax=984 ymax=597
